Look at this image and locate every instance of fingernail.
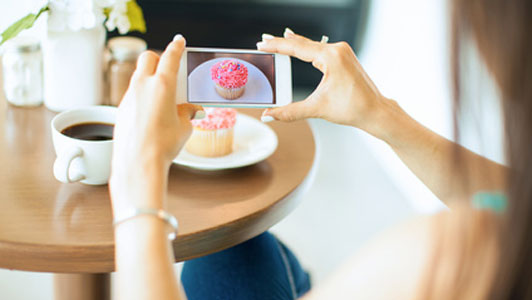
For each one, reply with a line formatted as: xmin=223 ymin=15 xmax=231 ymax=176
xmin=256 ymin=41 xmax=266 ymax=50
xmin=262 ymin=33 xmax=275 ymax=40
xmin=320 ymin=35 xmax=329 ymax=44
xmin=193 ymin=110 xmax=205 ymax=120
xmin=285 ymin=27 xmax=295 ymax=35
xmin=173 ymin=34 xmax=186 ymax=46
xmin=261 ymin=115 xmax=275 ymax=123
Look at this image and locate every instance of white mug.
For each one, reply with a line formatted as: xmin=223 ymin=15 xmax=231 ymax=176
xmin=51 ymin=106 xmax=116 ymax=185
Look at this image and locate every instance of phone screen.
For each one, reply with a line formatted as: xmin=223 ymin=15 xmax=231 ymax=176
xmin=187 ymin=51 xmax=276 ymax=105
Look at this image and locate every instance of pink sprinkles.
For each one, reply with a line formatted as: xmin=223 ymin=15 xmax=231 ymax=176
xmin=191 ymin=107 xmax=237 ymax=130
xmin=211 ymin=59 xmax=248 ymax=89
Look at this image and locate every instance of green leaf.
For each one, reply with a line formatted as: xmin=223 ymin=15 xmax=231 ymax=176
xmin=126 ymin=1 xmax=146 ymax=33
xmin=103 ymin=7 xmax=112 ymax=19
xmin=0 ymin=5 xmax=48 ymax=46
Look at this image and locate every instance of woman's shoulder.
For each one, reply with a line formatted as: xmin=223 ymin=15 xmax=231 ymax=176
xmin=304 ymin=206 xmax=498 ymax=300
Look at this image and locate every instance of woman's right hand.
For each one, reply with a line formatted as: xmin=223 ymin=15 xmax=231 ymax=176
xmin=257 ymin=28 xmax=392 ymax=136
xmin=110 ymin=35 xmax=203 ymax=215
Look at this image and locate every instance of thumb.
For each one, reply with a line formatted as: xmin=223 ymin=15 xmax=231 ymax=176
xmin=175 ymin=104 xmax=204 ymax=142
xmin=261 ymin=100 xmax=316 ymax=122
xmin=177 ymin=103 xmax=204 ymax=120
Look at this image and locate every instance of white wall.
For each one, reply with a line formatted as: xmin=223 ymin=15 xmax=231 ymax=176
xmin=358 ymin=0 xmax=504 ymax=213
xmin=355 ymin=0 xmax=451 ymax=213
xmin=0 ymin=0 xmax=47 ymax=43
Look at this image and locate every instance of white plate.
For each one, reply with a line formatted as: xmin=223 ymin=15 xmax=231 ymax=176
xmin=188 ymin=57 xmax=274 ymax=104
xmin=173 ymin=114 xmax=278 ymax=170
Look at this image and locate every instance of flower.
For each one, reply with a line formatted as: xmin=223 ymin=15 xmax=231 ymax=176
xmin=103 ymin=0 xmax=131 ymax=34
xmin=48 ymin=0 xmax=106 ymax=31
xmin=95 ymin=0 xmax=116 ymax=7
xmin=1 ymin=0 xmax=145 ymax=45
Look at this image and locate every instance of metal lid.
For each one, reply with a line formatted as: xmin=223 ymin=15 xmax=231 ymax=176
xmin=108 ymin=36 xmax=147 ymax=62
xmin=2 ymin=36 xmax=41 ymax=53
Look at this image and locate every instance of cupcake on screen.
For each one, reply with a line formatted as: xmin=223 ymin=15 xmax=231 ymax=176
xmin=185 ymin=107 xmax=237 ymax=157
xmin=211 ymin=59 xmax=248 ymax=100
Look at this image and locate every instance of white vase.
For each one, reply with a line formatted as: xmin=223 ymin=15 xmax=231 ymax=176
xmin=42 ymin=25 xmax=105 ymax=112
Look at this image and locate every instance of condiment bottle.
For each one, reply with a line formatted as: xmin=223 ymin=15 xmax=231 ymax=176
xmin=107 ymin=36 xmax=147 ymax=106
xmin=1 ymin=36 xmax=43 ymax=107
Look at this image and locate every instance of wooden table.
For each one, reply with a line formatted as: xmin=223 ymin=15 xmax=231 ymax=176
xmin=0 ymin=89 xmax=316 ymax=298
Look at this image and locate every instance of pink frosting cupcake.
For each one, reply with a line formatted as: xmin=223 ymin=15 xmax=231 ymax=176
xmin=211 ymin=59 xmax=248 ymax=100
xmin=185 ymin=108 xmax=237 ymax=157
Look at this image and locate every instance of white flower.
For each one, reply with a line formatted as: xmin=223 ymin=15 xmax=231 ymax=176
xmin=47 ymin=0 xmax=108 ymax=32
xmin=115 ymin=15 xmax=131 ymax=34
xmin=104 ymin=0 xmax=131 ymax=34
xmin=46 ymin=0 xmax=133 ymax=33
xmin=95 ymin=0 xmax=118 ymax=7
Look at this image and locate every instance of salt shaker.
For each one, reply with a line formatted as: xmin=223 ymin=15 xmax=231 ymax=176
xmin=1 ymin=36 xmax=43 ymax=107
xmin=107 ymin=36 xmax=147 ymax=106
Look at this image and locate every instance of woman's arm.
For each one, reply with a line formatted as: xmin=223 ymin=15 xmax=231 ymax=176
xmin=301 ymin=214 xmax=434 ymax=300
xmin=374 ymin=99 xmax=506 ymax=203
xmin=302 ymin=205 xmax=498 ymax=300
xmin=114 ymin=214 xmax=183 ymax=300
xmin=109 ymin=34 xmax=202 ymax=300
xmin=112 ymin=163 xmax=184 ymax=300
xmin=258 ymin=29 xmax=507 ymax=204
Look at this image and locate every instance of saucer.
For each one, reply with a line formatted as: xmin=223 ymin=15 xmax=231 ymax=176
xmin=173 ymin=113 xmax=278 ymax=170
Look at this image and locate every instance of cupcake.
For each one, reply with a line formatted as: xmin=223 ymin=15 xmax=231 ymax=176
xmin=211 ymin=59 xmax=248 ymax=100
xmin=185 ymin=108 xmax=237 ymax=157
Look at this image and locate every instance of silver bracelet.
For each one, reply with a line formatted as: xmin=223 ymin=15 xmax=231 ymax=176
xmin=113 ymin=208 xmax=179 ymax=240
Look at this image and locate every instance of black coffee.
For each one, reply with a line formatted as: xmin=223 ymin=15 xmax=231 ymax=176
xmin=61 ymin=122 xmax=114 ymax=141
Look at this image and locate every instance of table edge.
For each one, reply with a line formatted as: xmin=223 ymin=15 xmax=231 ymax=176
xmin=0 ymin=121 xmax=318 ymax=273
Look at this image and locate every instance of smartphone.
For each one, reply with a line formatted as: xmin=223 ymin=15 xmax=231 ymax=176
xmin=177 ymin=47 xmax=292 ymax=108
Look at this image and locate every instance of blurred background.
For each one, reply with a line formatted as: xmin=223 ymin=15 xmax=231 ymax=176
xmin=119 ymin=0 xmax=370 ymax=89
xmin=0 ymin=0 xmax=504 ymax=299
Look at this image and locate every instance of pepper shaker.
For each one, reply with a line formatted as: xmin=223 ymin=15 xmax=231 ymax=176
xmin=107 ymin=36 xmax=147 ymax=106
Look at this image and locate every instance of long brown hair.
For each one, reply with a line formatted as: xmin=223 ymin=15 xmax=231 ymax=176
xmin=451 ymin=0 xmax=532 ymax=298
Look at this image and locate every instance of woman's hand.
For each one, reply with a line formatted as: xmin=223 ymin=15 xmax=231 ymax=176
xmin=259 ymin=30 xmax=509 ymax=205
xmin=258 ymin=29 xmax=392 ymax=136
xmin=110 ymin=35 xmax=203 ymax=214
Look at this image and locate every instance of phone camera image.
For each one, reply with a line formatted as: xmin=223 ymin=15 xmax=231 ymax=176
xmin=187 ymin=51 xmax=276 ymax=105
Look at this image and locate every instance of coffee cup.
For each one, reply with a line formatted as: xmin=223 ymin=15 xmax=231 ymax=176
xmin=51 ymin=106 xmax=116 ymax=185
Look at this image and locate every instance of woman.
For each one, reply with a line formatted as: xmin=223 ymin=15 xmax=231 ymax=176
xmin=109 ymin=0 xmax=531 ymax=299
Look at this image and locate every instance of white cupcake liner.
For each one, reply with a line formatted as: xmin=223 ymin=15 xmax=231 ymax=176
xmin=214 ymin=82 xmax=245 ymax=100
xmin=185 ymin=127 xmax=234 ymax=157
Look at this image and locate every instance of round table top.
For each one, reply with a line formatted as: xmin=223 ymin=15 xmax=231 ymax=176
xmin=0 ymin=98 xmax=315 ymax=273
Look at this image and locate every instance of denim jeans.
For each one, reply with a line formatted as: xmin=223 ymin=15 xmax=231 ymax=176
xmin=182 ymin=232 xmax=312 ymax=300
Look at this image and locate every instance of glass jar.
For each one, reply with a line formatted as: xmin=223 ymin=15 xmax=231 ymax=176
xmin=107 ymin=36 xmax=147 ymax=106
xmin=1 ymin=36 xmax=43 ymax=107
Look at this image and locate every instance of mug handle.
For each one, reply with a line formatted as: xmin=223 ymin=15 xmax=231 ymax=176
xmin=53 ymin=147 xmax=86 ymax=183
